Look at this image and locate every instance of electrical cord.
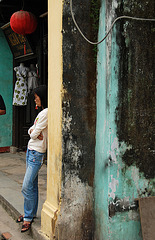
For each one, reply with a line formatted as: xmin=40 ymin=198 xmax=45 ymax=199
xmin=70 ymin=0 xmax=155 ymax=45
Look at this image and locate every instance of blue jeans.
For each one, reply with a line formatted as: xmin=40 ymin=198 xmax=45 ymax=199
xmin=22 ymin=149 xmax=45 ymax=222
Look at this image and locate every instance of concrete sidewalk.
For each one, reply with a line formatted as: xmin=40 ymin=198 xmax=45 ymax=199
xmin=0 ymin=152 xmax=48 ymax=240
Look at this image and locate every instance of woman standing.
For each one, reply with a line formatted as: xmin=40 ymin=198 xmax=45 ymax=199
xmin=17 ymin=85 xmax=48 ymax=232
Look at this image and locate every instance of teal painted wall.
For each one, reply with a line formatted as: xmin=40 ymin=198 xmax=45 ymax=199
xmin=95 ymin=1 xmax=108 ymax=239
xmin=0 ymin=29 xmax=13 ymax=147
xmin=95 ymin=0 xmax=154 ymax=239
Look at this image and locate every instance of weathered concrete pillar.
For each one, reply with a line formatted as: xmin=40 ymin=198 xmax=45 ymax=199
xmin=41 ymin=0 xmax=96 ymax=239
xmin=41 ymin=0 xmax=63 ymax=238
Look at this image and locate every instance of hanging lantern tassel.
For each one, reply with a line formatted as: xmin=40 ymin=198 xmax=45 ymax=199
xmin=24 ymin=41 xmax=26 ymax=55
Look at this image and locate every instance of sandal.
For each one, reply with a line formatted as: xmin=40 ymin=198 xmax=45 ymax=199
xmin=16 ymin=215 xmax=24 ymax=223
xmin=21 ymin=222 xmax=32 ymax=232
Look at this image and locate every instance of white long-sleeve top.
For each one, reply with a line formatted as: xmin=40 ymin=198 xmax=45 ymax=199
xmin=28 ymin=108 xmax=48 ymax=153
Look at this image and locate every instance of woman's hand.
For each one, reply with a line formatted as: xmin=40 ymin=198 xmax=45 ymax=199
xmin=37 ymin=133 xmax=43 ymax=140
xmin=30 ymin=129 xmax=33 ymax=134
xmin=30 ymin=129 xmax=43 ymax=140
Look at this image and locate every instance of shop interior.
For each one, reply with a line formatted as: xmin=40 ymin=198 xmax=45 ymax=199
xmin=0 ymin=0 xmax=48 ymax=150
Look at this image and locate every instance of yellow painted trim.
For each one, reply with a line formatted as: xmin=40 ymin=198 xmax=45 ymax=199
xmin=41 ymin=0 xmax=63 ymax=238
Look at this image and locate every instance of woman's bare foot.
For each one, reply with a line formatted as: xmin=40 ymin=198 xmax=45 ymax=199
xmin=21 ymin=221 xmax=32 ymax=232
xmin=16 ymin=215 xmax=24 ymax=223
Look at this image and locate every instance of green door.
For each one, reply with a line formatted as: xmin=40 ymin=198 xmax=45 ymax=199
xmin=0 ymin=29 xmax=13 ymax=149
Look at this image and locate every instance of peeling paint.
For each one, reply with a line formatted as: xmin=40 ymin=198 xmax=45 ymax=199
xmin=109 ymin=175 xmax=119 ymax=199
xmin=62 ymin=101 xmax=72 ymax=132
xmin=109 ymin=137 xmax=132 ymax=164
xmin=128 ymin=210 xmax=140 ymax=221
xmin=62 ymin=99 xmax=83 ymax=169
xmin=109 ymin=137 xmax=119 ymax=164
xmin=109 ymin=197 xmax=138 ymax=218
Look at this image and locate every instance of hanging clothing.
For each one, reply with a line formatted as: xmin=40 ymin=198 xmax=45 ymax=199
xmin=27 ymin=70 xmax=39 ymax=94
xmin=13 ymin=66 xmax=29 ymax=106
xmin=26 ymin=67 xmax=39 ymax=123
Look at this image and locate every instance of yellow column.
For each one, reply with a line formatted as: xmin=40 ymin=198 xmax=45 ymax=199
xmin=41 ymin=0 xmax=63 ymax=238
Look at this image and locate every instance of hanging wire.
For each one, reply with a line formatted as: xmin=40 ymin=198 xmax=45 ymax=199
xmin=22 ymin=0 xmax=25 ymax=10
xmin=70 ymin=0 xmax=155 ymax=45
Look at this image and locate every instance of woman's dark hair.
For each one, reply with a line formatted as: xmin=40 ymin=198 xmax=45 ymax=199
xmin=33 ymin=85 xmax=48 ymax=108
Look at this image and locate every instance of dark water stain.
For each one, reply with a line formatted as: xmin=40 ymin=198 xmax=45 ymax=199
xmin=62 ymin=0 xmax=96 ymax=186
xmin=81 ymin=207 xmax=94 ymax=240
xmin=115 ymin=0 xmax=155 ymax=179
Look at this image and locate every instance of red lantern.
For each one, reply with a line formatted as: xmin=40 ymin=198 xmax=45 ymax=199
xmin=10 ymin=10 xmax=37 ymax=35
xmin=10 ymin=10 xmax=37 ymax=54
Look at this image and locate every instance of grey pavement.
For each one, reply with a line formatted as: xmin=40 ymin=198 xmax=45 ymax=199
xmin=0 ymin=204 xmax=33 ymax=240
xmin=0 ymin=152 xmax=48 ymax=240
